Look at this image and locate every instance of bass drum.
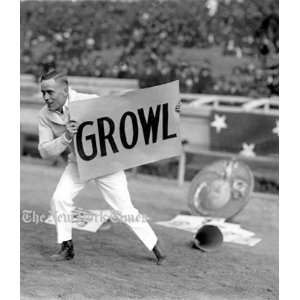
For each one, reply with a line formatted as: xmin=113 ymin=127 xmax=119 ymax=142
xmin=187 ymin=160 xmax=254 ymax=220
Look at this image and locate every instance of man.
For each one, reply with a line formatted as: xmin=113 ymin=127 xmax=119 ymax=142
xmin=38 ymin=69 xmax=166 ymax=264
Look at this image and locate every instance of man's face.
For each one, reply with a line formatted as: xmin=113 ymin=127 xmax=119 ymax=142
xmin=40 ymin=78 xmax=68 ymax=112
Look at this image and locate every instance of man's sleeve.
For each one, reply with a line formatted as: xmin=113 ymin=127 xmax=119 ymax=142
xmin=38 ymin=116 xmax=71 ymax=159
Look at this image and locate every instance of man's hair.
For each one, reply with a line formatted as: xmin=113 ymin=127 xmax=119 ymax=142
xmin=40 ymin=69 xmax=68 ymax=87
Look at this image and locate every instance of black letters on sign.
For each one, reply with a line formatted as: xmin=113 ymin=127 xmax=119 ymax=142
xmin=119 ymin=111 xmax=139 ymax=149
xmin=76 ymin=121 xmax=97 ymax=161
xmin=162 ymin=103 xmax=177 ymax=140
xmin=97 ymin=117 xmax=119 ymax=157
xmin=76 ymin=102 xmax=177 ymax=162
xmin=138 ymin=105 xmax=161 ymax=145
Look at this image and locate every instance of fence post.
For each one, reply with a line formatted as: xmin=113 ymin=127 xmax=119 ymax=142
xmin=177 ymin=150 xmax=186 ymax=186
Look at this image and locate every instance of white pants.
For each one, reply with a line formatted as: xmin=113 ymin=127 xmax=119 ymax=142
xmin=50 ymin=162 xmax=158 ymax=251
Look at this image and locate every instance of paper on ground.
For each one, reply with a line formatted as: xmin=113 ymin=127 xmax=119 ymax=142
xmin=156 ymin=215 xmax=261 ymax=246
xmin=44 ymin=208 xmax=112 ymax=232
xmin=156 ymin=215 xmax=227 ymax=233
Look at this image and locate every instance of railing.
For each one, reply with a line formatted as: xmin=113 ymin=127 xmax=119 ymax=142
xmin=181 ymin=93 xmax=279 ymax=115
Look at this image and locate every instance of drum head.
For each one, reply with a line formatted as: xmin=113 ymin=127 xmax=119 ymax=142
xmin=187 ymin=160 xmax=254 ymax=219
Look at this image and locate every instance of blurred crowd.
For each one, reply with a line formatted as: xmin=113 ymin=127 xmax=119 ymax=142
xmin=21 ymin=0 xmax=278 ymax=97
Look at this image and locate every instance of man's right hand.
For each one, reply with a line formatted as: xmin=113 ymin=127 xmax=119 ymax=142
xmin=65 ymin=120 xmax=79 ymax=141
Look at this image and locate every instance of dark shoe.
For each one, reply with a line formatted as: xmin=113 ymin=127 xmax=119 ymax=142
xmin=99 ymin=219 xmax=112 ymax=231
xmin=50 ymin=240 xmax=74 ymax=261
xmin=152 ymin=241 xmax=167 ymax=265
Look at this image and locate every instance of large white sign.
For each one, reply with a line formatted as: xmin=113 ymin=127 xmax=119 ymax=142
xmin=70 ymin=81 xmax=182 ymax=181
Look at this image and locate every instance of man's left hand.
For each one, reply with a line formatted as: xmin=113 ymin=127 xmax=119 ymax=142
xmin=175 ymin=102 xmax=181 ymax=113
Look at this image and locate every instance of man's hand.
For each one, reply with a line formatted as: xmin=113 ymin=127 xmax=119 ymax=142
xmin=175 ymin=102 xmax=181 ymax=113
xmin=65 ymin=120 xmax=79 ymax=141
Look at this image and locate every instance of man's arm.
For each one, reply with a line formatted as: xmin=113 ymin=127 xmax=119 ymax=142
xmin=38 ymin=117 xmax=72 ymax=159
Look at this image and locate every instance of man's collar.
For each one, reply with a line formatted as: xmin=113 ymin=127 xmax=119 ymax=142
xmin=55 ymin=107 xmax=64 ymax=114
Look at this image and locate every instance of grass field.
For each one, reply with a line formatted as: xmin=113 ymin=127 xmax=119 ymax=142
xmin=21 ymin=160 xmax=278 ymax=300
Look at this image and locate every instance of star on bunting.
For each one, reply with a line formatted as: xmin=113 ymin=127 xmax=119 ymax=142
xmin=211 ymin=114 xmax=228 ymax=133
xmin=240 ymin=143 xmax=256 ymax=157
